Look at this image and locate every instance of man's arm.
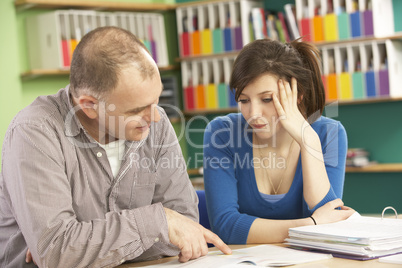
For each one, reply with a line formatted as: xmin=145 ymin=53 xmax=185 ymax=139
xmin=2 ymin=121 xmax=171 ymax=268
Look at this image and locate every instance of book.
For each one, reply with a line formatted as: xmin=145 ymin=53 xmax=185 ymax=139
xmin=141 ymin=245 xmax=332 ymax=267
xmin=286 ymin=209 xmax=402 ymax=260
xmin=284 ymin=3 xmax=300 ymax=40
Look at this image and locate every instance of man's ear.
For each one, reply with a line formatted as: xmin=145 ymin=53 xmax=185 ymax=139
xmin=77 ymin=95 xmax=99 ymax=119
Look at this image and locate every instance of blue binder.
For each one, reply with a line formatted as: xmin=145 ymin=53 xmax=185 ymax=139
xmin=223 ymin=28 xmax=233 ymax=52
xmin=350 ymin=12 xmax=361 ymax=38
xmin=365 ymin=71 xmax=376 ymax=97
xmin=228 ymin=86 xmax=237 ymax=107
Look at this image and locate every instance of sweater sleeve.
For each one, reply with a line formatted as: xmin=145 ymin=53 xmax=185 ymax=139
xmin=203 ymin=117 xmax=257 ymax=244
xmin=306 ymin=120 xmax=348 ymax=214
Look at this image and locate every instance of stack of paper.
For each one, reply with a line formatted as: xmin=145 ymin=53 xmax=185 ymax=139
xmin=285 ymin=213 xmax=402 ymax=260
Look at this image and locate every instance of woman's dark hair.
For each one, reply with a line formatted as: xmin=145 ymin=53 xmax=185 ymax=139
xmin=230 ymin=38 xmax=325 ymax=123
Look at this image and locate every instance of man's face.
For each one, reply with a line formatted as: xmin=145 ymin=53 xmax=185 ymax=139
xmin=97 ymin=64 xmax=162 ymax=142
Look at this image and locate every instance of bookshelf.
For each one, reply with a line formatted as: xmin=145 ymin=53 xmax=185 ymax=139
xmin=20 ymin=65 xmax=179 ymax=81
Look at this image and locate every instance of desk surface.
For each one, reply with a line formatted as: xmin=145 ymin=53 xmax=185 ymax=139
xmin=117 ymin=244 xmax=401 ymax=267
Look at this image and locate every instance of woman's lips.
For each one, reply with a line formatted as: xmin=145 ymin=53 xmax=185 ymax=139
xmin=251 ymin=124 xmax=267 ymax=129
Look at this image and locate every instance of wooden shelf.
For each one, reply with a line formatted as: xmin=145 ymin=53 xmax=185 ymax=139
xmin=15 ymin=0 xmax=176 ymax=12
xmin=346 ymin=163 xmax=402 ymax=173
xmin=177 ymin=51 xmax=239 ymax=62
xmin=314 ymin=33 xmax=402 ymax=47
xmin=328 ymin=97 xmax=402 ymax=106
xmin=184 ymin=107 xmax=238 ymax=116
xmin=20 ymin=65 xmax=179 ymax=80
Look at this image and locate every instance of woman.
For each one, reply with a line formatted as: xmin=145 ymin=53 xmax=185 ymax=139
xmin=203 ymin=38 xmax=355 ymax=244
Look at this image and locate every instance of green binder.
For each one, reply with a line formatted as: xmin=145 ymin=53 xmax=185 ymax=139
xmin=393 ymin=0 xmax=402 ymax=32
xmin=352 ymin=72 xmax=365 ymax=99
xmin=218 ymin=83 xmax=228 ymax=108
xmin=212 ymin=29 xmax=223 ymax=54
xmin=337 ymin=12 xmax=350 ymax=40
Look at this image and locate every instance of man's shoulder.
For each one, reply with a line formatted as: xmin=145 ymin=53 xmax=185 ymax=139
xmin=10 ymin=88 xmax=67 ymax=130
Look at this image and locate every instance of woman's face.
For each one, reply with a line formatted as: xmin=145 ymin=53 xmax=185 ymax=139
xmin=238 ymin=73 xmax=283 ymax=141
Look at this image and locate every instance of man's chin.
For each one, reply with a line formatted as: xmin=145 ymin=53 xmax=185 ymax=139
xmin=127 ymin=129 xmax=150 ymax=142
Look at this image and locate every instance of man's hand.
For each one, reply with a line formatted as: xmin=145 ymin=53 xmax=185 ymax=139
xmin=164 ymin=207 xmax=232 ymax=262
xmin=25 ymin=249 xmax=37 ymax=265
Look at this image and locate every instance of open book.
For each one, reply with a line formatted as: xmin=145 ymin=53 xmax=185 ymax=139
xmin=286 ymin=210 xmax=402 ymax=260
xmin=142 ymin=245 xmax=332 ymax=267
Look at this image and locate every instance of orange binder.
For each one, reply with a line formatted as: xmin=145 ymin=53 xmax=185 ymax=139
xmin=70 ymin=39 xmax=78 ymax=61
xmin=312 ymin=16 xmax=324 ymax=42
xmin=191 ymin=31 xmax=201 ymax=55
xmin=195 ymin=84 xmax=206 ymax=109
xmin=327 ymin=74 xmax=338 ymax=100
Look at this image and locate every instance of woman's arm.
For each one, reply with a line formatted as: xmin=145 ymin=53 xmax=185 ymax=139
xmin=273 ymin=78 xmax=346 ymax=209
xmin=247 ymin=199 xmax=354 ymax=243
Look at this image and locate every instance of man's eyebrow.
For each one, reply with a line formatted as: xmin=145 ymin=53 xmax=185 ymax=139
xmin=126 ymin=86 xmax=163 ymax=114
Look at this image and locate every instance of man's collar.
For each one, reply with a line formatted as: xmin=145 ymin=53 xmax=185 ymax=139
xmin=64 ymin=85 xmax=88 ymax=138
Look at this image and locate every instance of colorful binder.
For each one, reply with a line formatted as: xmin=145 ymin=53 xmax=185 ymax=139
xmin=212 ymin=29 xmax=223 ymax=53
xmin=228 ymin=86 xmax=237 ymax=107
xmin=206 ymin=84 xmax=218 ymax=109
xmin=201 ymin=29 xmax=213 ymax=54
xmin=234 ymin=26 xmax=243 ymax=50
xmin=327 ymin=74 xmax=338 ymax=100
xmin=378 ymin=69 xmax=390 ymax=96
xmin=324 ymin=13 xmax=338 ymax=41
xmin=350 ymin=12 xmax=361 ymax=38
xmin=339 ymin=73 xmax=352 ymax=99
xmin=184 ymin=86 xmax=195 ymax=110
xmin=191 ymin=30 xmax=201 ymax=55
xmin=365 ymin=71 xmax=377 ymax=97
xmin=223 ymin=28 xmax=233 ymax=52
xmin=337 ymin=12 xmax=350 ymax=40
xmin=362 ymin=10 xmax=374 ymax=36
xmin=312 ymin=15 xmax=324 ymax=42
xmin=352 ymin=72 xmax=365 ymax=99
xmin=195 ymin=84 xmax=206 ymax=109
xmin=218 ymin=83 xmax=228 ymax=108
xmin=299 ymin=18 xmax=311 ymax=41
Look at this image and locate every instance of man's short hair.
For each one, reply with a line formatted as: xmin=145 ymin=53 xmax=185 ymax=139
xmin=69 ymin=26 xmax=156 ymax=99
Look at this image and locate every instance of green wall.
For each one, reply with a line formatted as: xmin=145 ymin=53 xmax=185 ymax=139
xmin=0 ymin=0 xmax=23 ymax=169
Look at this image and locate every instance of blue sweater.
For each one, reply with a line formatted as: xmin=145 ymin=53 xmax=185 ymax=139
xmin=203 ymin=113 xmax=347 ymax=244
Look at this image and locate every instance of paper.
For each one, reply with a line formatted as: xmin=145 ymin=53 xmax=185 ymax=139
xmin=286 ymin=212 xmax=402 ymax=258
xmin=379 ymin=253 xmax=402 ymax=264
xmin=142 ymin=245 xmax=332 ymax=268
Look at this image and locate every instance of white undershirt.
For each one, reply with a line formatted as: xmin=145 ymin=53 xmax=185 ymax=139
xmin=98 ymin=140 xmax=126 ymax=177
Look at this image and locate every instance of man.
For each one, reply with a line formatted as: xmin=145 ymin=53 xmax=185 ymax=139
xmin=0 ymin=27 xmax=230 ymax=267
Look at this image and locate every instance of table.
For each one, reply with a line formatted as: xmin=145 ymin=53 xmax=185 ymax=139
xmin=117 ymin=244 xmax=401 ymax=267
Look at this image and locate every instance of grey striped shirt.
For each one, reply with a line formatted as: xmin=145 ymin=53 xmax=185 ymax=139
xmin=0 ymin=86 xmax=198 ymax=268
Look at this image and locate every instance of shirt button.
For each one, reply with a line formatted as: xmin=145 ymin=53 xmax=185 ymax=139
xmin=154 ymin=237 xmax=160 ymax=242
xmin=97 ymin=152 xmax=102 ymax=157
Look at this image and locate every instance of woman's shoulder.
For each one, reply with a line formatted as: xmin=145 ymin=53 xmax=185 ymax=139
xmin=311 ymin=116 xmax=346 ymax=137
xmin=207 ymin=113 xmax=245 ymax=129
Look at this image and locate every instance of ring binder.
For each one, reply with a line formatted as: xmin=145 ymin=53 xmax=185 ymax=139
xmin=381 ymin=206 xmax=398 ymax=220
